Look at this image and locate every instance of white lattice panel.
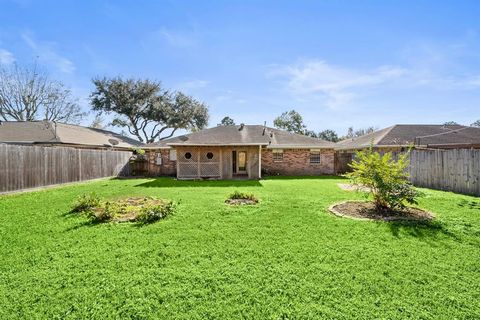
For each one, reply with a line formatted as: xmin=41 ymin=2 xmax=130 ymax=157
xmin=200 ymin=163 xmax=220 ymax=177
xmin=178 ymin=162 xmax=198 ymax=178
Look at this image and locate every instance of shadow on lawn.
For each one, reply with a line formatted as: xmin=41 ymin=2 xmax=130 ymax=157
xmin=133 ymin=177 xmax=263 ymax=188
xmin=387 ymin=219 xmax=458 ymax=240
xmin=132 ymin=175 xmax=344 ymax=188
xmin=458 ymin=199 xmax=480 ymax=210
xmin=263 ymin=175 xmax=346 ymax=181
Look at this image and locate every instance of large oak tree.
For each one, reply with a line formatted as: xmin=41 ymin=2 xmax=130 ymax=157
xmin=90 ymin=77 xmax=209 ymax=143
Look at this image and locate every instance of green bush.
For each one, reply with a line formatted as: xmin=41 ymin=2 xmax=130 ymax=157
xmin=345 ymin=147 xmax=422 ymax=212
xmin=71 ymin=193 xmax=101 ymax=213
xmin=136 ymin=201 xmax=175 ymax=224
xmin=227 ymin=191 xmax=258 ymax=202
xmin=85 ymin=202 xmax=115 ymax=223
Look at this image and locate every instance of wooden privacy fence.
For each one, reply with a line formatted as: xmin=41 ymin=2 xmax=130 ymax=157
xmin=400 ymin=149 xmax=480 ymax=196
xmin=0 ymin=144 xmax=132 ymax=193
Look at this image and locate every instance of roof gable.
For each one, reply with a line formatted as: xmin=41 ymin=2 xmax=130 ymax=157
xmin=147 ymin=124 xmax=335 ymax=148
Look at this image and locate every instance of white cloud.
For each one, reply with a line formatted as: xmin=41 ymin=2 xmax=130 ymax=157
xmin=269 ymin=55 xmax=480 ymax=109
xmin=269 ymin=60 xmax=407 ymax=109
xmin=21 ymin=32 xmax=75 ymax=73
xmin=0 ymin=48 xmax=15 ymax=65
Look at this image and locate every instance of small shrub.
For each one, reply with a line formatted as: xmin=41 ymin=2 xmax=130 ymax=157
xmin=345 ymin=146 xmax=422 ymax=212
xmin=71 ymin=193 xmax=101 ymax=213
xmin=85 ymin=202 xmax=115 ymax=223
xmin=228 ymin=191 xmax=258 ymax=202
xmin=136 ymin=201 xmax=175 ymax=224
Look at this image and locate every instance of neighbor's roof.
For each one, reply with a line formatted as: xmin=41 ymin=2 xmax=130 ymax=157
xmin=0 ymin=121 xmax=143 ymax=148
xmin=415 ymin=126 xmax=480 ymax=147
xmin=335 ymin=124 xmax=477 ymax=150
xmin=148 ymin=124 xmax=336 ymax=148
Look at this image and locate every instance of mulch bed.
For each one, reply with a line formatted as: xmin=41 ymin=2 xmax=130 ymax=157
xmin=337 ymin=183 xmax=370 ymax=192
xmin=225 ymin=199 xmax=258 ymax=205
xmin=329 ymin=200 xmax=434 ymax=221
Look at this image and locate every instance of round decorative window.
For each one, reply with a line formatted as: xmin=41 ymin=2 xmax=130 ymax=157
xmin=184 ymin=152 xmax=192 ymax=160
xmin=206 ymin=152 xmax=214 ymax=160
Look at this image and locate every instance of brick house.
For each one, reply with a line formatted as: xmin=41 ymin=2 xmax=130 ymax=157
xmin=145 ymin=124 xmax=336 ymax=179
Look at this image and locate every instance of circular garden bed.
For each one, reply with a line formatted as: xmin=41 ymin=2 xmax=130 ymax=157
xmin=71 ymin=194 xmax=175 ymax=224
xmin=329 ymin=200 xmax=434 ymax=221
xmin=225 ymin=191 xmax=259 ymax=205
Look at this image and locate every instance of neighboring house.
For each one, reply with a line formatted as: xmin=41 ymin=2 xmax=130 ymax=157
xmin=0 ymin=121 xmax=144 ymax=149
xmin=335 ymin=124 xmax=480 ymax=173
xmin=145 ymin=124 xmax=336 ymax=179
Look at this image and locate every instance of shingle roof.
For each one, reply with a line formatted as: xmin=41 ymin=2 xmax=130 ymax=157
xmin=416 ymin=126 xmax=480 ymax=146
xmin=0 ymin=121 xmax=143 ymax=148
xmin=335 ymin=124 xmax=478 ymax=150
xmin=147 ymin=124 xmax=335 ymax=148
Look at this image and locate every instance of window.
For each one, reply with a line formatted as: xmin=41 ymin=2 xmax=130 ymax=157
xmin=184 ymin=152 xmax=192 ymax=160
xmin=272 ymin=149 xmax=283 ymax=162
xmin=206 ymin=152 xmax=214 ymax=160
xmin=156 ymin=153 xmax=162 ymax=165
xmin=169 ymin=149 xmax=177 ymax=161
xmin=310 ymin=151 xmax=321 ymax=164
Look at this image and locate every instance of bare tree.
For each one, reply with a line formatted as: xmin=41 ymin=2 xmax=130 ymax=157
xmin=0 ymin=63 xmax=50 ymax=121
xmin=43 ymin=83 xmax=86 ymax=124
xmin=0 ymin=62 xmax=85 ymax=123
xmin=90 ymin=114 xmax=105 ymax=129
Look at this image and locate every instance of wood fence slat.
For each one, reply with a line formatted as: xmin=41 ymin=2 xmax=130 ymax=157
xmin=390 ymin=149 xmax=480 ymax=196
xmin=0 ymin=144 xmax=132 ymax=193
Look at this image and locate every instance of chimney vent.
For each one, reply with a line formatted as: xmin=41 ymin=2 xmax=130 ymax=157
xmin=239 ymin=123 xmax=245 ymax=130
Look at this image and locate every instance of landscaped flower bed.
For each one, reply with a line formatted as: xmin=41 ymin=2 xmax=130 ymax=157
xmin=335 ymin=147 xmax=433 ymax=221
xmin=225 ymin=190 xmax=259 ymax=205
xmin=329 ymin=200 xmax=434 ymax=221
xmin=71 ymin=193 xmax=175 ymax=224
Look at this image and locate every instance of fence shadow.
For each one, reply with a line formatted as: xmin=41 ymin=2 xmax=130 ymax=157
xmin=133 ymin=177 xmax=263 ymax=188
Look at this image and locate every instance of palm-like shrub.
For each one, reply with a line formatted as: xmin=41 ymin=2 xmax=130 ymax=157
xmin=345 ymin=147 xmax=421 ymax=212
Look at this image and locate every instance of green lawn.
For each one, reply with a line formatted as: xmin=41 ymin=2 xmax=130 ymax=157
xmin=1 ymin=176 xmax=479 ymax=319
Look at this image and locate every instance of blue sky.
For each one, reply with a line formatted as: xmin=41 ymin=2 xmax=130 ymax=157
xmin=1 ymin=0 xmax=480 ymax=136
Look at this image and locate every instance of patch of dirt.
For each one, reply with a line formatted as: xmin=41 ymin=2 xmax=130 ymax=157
xmin=329 ymin=201 xmax=434 ymax=221
xmin=225 ymin=199 xmax=258 ymax=205
xmin=338 ymin=183 xmax=370 ymax=192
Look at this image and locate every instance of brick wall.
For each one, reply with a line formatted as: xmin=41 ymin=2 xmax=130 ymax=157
xmin=262 ymin=148 xmax=335 ymax=175
xmin=145 ymin=149 xmax=176 ymax=176
xmin=146 ymin=147 xmax=335 ymax=177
